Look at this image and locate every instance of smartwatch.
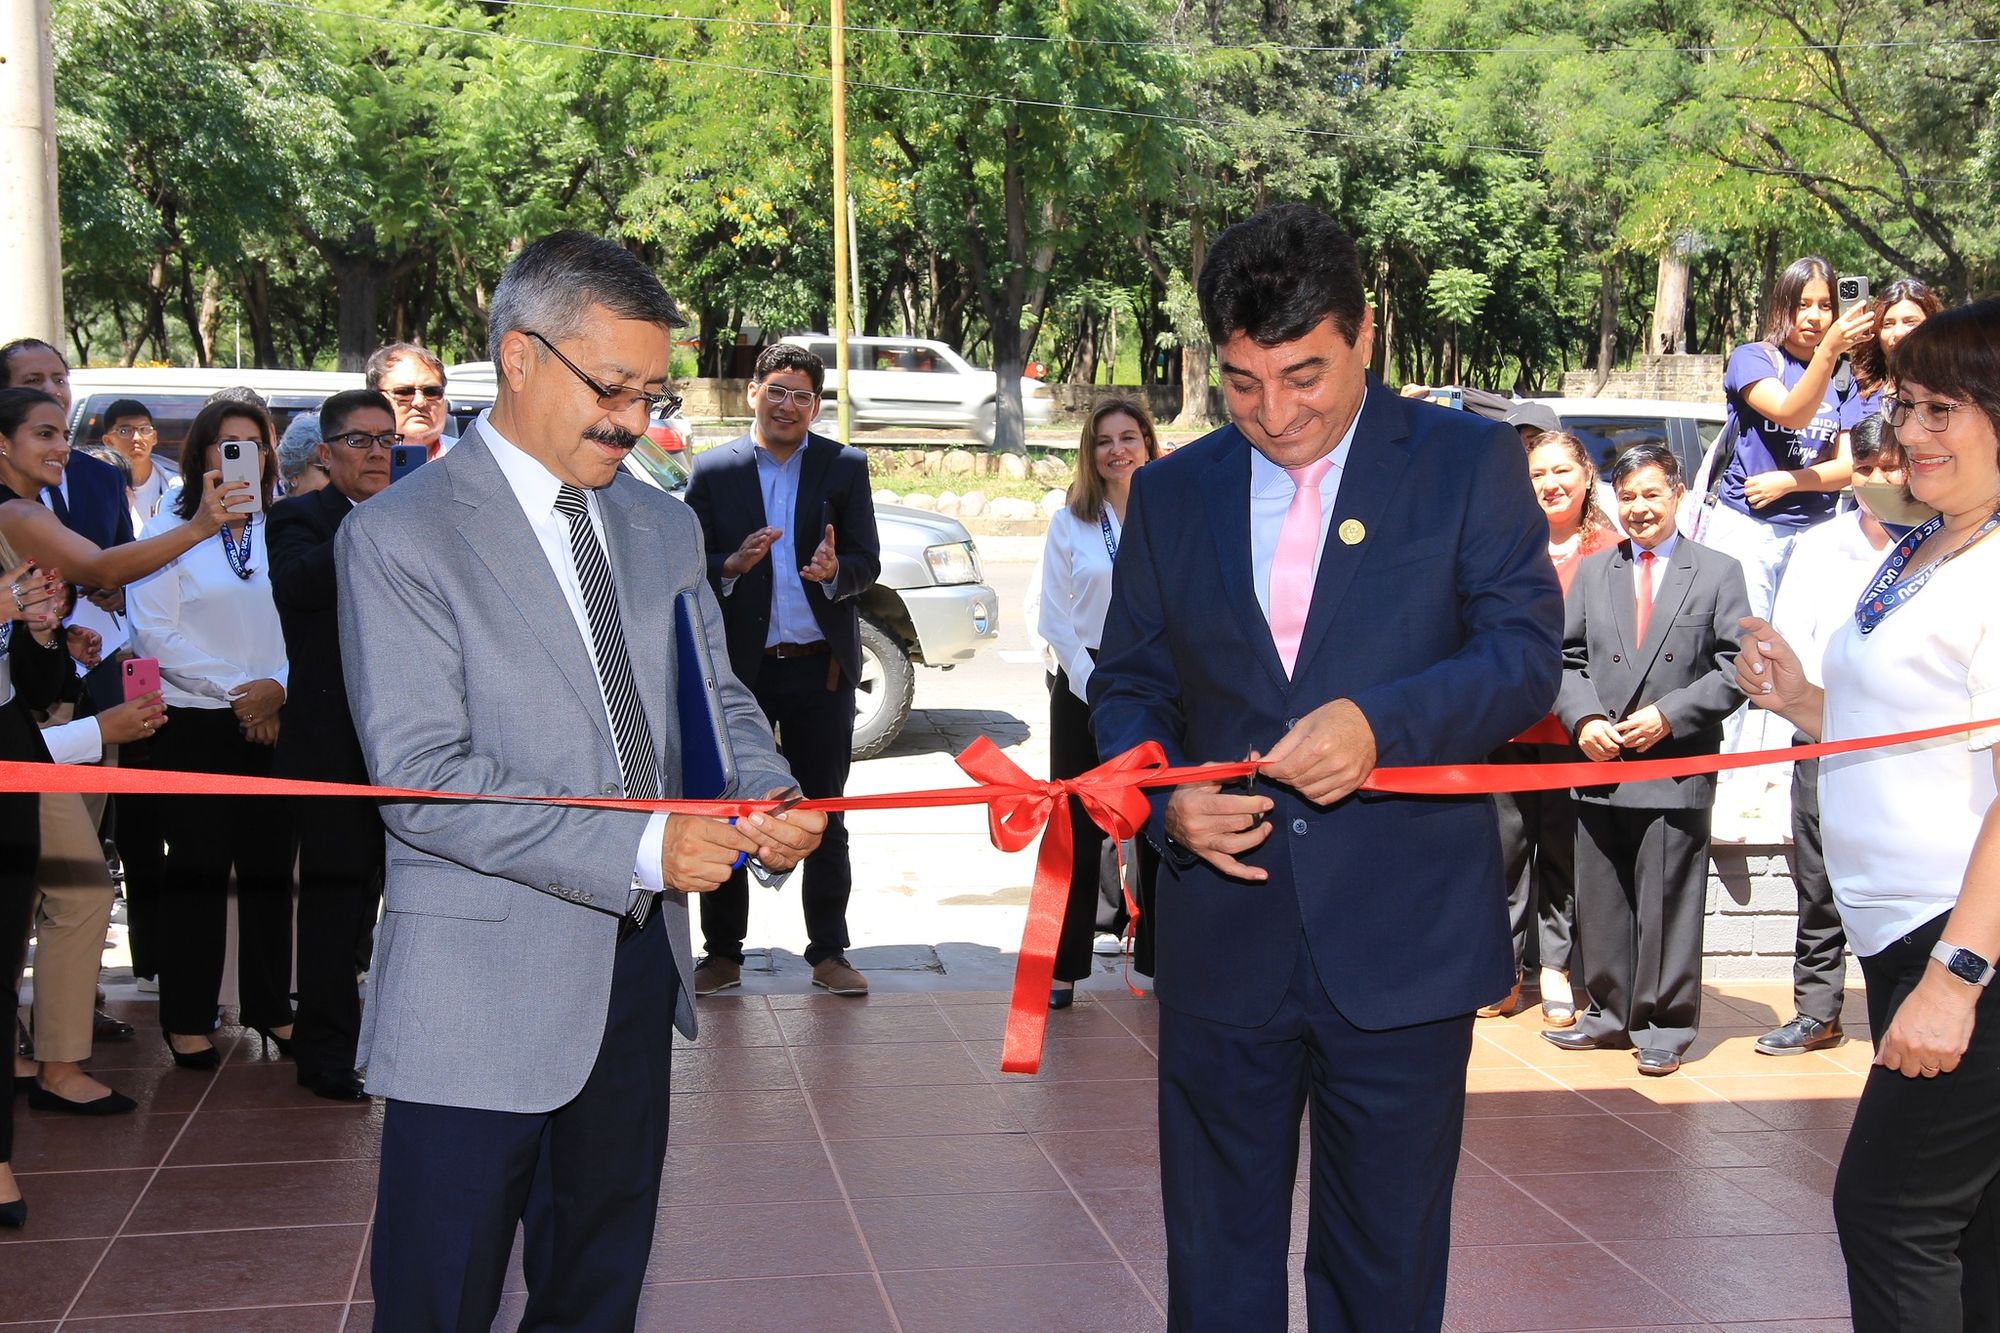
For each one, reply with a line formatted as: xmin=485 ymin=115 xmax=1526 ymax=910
xmin=1930 ymin=940 xmax=1997 ymax=988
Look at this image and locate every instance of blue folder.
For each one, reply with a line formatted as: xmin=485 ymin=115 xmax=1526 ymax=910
xmin=674 ymin=589 xmax=737 ymax=801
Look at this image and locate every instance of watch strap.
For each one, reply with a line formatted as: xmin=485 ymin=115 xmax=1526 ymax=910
xmin=1931 ymin=940 xmax=1997 ymax=987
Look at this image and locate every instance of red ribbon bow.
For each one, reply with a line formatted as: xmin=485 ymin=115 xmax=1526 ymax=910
xmin=953 ymin=736 xmax=1166 ymax=1072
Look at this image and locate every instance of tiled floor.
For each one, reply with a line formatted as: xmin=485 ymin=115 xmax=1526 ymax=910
xmin=2 ymin=983 xmax=1866 ymax=1331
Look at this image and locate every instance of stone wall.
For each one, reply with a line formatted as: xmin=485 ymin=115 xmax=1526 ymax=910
xmin=1557 ymin=353 xmax=1728 ymax=404
xmin=1702 ymin=845 xmax=1858 ymax=983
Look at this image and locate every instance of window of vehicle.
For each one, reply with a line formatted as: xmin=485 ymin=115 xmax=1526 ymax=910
xmin=624 ymin=435 xmax=690 ymax=492
xmin=74 ymin=392 xmax=323 ymax=470
xmin=1560 ymin=416 xmax=1672 ymax=478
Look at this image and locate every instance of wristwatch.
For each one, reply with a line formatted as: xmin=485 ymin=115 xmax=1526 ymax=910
xmin=1930 ymin=940 xmax=1997 ymax=987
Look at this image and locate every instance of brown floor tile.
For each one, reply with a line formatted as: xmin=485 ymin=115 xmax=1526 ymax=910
xmin=923 ymin=990 xmax=1017 ymax=1005
xmin=1462 ymin=1114 xmax=1693 ymax=1175
xmin=670 ymin=1045 xmax=800 ymax=1094
xmin=0 ymin=1169 xmax=148 ymax=1243
xmin=1032 ymin=1128 xmax=1162 ymax=1194
xmin=1449 ymin=1175 xmax=1586 ymax=1246
xmin=668 ymin=1089 xmax=819 ymax=1145
xmin=1625 ymin=1121 xmax=1833 ymax=1172
xmin=643 ymin=1201 xmax=870 ymax=1283
xmin=125 ymin=1160 xmax=379 ymax=1234
xmin=775 ymin=1006 xmax=959 ymax=1046
xmin=1711 ymin=1166 xmax=1838 ymax=1232
xmin=856 ymin=1190 xmax=1116 ymax=1270
xmin=198 ymin=1064 xmax=347 ymax=1113
xmin=1099 ymin=1000 xmax=1159 ymax=1039
xmin=662 ymin=1139 xmax=843 ymax=1205
xmin=635 ymin=1272 xmax=896 ymax=1332
xmin=1603 ymin=1233 xmax=1851 ymax=1322
xmin=70 ymin=1224 xmax=367 ymax=1317
xmin=943 ymin=1002 xmax=1131 ymax=1042
xmin=19 ymin=1064 xmax=208 ymax=1118
xmin=882 ymin=1263 xmax=1161 ymax=1333
xmin=1693 ymin=1078 xmax=1860 ymax=1130
xmin=0 ymin=1236 xmax=109 ymax=1320
xmin=1717 ymin=1322 xmax=1852 ymax=1332
xmin=1515 ymin=1168 xmax=1811 ymax=1240
xmin=791 ymin=1040 xmax=988 ymax=1088
xmin=60 ymin=1306 xmax=349 ymax=1331
xmin=9 ymin=1112 xmax=189 ymax=1173
xmin=1076 ymin=1187 xmax=1166 ymax=1261
xmin=1443 ymin=1242 xmax=1699 ymax=1330
xmin=809 ymin=1084 xmax=1022 ymax=1139
xmin=681 ymin=999 xmax=784 ymax=1049
xmin=343 ymin=1301 xmax=372 ymax=1331
xmin=1000 ymin=1078 xmax=1157 ymax=1133
xmin=165 ymin=1105 xmax=383 ymax=1167
xmin=1464 ymin=1070 xmax=1602 ymax=1119
xmin=829 ymin=1132 xmax=1064 ymax=1198
xmin=963 ymin=1035 xmax=1159 ymax=1083
xmin=765 ymin=992 xmax=937 ymax=1010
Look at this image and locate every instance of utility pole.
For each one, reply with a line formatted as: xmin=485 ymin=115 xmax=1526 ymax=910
xmin=0 ymin=1 xmax=66 ymax=348
xmin=829 ymin=0 xmax=852 ymax=444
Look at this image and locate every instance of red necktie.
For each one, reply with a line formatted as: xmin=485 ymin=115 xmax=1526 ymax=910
xmin=1634 ymin=549 xmax=1657 ymax=645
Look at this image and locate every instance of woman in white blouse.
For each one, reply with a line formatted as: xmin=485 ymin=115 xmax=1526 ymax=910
xmin=1737 ymin=299 xmax=2000 ymax=1329
xmin=130 ymin=399 xmax=295 ymax=1072
xmin=1036 ymin=397 xmax=1162 ymax=1007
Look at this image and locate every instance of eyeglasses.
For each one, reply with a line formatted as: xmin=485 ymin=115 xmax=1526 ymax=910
xmin=1883 ymin=397 xmax=1964 ymax=433
xmin=383 ymin=384 xmax=446 ymax=403
xmin=326 ymin=430 xmax=404 ymax=451
xmin=757 ymin=385 xmax=823 ymax=410
xmin=108 ymin=424 xmax=156 ymax=440
xmin=526 ymin=331 xmax=682 ymax=418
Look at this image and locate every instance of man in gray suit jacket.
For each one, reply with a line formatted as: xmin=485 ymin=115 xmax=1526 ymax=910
xmin=337 ymin=232 xmax=824 ymax=1332
xmin=1547 ymin=441 xmax=1750 ymax=1076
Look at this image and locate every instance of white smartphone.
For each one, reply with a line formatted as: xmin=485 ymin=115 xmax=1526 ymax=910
xmin=219 ymin=440 xmax=262 ymax=514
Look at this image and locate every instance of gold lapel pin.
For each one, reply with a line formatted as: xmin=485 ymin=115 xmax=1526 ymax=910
xmin=1338 ymin=519 xmax=1366 ymax=546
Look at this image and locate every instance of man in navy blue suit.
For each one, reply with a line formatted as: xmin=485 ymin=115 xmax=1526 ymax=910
xmin=1090 ymin=205 xmax=1563 ymax=1330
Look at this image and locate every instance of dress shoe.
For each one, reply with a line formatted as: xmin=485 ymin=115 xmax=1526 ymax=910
xmin=298 ymin=1068 xmax=369 ymax=1102
xmin=1049 ymin=984 xmax=1074 ymax=1010
xmin=27 ymin=1084 xmax=137 ymax=1116
xmin=1476 ymin=978 xmax=1523 ymax=1019
xmin=0 ymin=1197 xmax=24 ymax=1229
xmin=1540 ymin=999 xmax=1578 ymax=1028
xmin=811 ymin=955 xmax=869 ymax=996
xmin=249 ymin=1024 xmax=295 ymax=1059
xmin=92 ymin=1008 xmax=135 ymax=1043
xmin=691 ymin=957 xmax=741 ymax=996
xmin=1755 ymin=1015 xmax=1843 ymax=1056
xmin=164 ymin=1034 xmax=221 ymax=1071
xmin=1540 ymin=1028 xmax=1614 ymax=1053
xmin=1635 ymin=1048 xmax=1681 ymax=1076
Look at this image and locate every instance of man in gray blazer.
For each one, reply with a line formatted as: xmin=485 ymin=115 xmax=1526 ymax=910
xmin=337 ymin=231 xmax=824 ymax=1332
xmin=1547 ymin=441 xmax=1750 ymax=1076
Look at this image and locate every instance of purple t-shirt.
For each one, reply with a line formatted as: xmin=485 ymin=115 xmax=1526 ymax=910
xmin=1843 ymin=384 xmax=1882 ymax=431
xmin=1720 ymin=342 xmax=1850 ymax=530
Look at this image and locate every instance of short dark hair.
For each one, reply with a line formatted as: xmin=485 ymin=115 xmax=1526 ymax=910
xmin=0 ymin=338 xmax=65 ymax=386
xmin=753 ymin=343 xmax=825 ymax=394
xmin=205 ymin=385 xmax=270 ymax=413
xmin=487 ymin=231 xmax=684 ymax=363
xmin=0 ymin=386 xmax=62 ymax=436
xmin=1761 ymin=256 xmax=1836 ymax=350
xmin=1608 ymin=440 xmax=1682 ymax=489
xmin=364 ymin=342 xmax=446 ymax=390
xmin=318 ymin=388 xmax=395 ymax=440
xmin=1848 ymin=413 xmax=1902 ymax=470
xmin=174 ymin=398 xmax=278 ymax=520
xmin=1198 ymin=204 xmax=1369 ymax=349
xmin=1851 ymin=277 xmax=1944 ymax=385
xmin=1890 ymin=297 xmax=2000 ymax=452
xmin=101 ymin=398 xmax=151 ymax=428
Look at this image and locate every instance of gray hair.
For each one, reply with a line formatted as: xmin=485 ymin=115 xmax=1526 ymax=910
xmin=276 ymin=412 xmax=324 ymax=485
xmin=364 ymin=342 xmax=446 ymax=390
xmin=486 ymin=231 xmax=683 ymax=364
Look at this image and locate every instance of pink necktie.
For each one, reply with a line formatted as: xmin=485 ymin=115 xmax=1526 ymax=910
xmin=1634 ymin=548 xmax=1657 ymax=645
xmin=1270 ymin=457 xmax=1335 ymax=676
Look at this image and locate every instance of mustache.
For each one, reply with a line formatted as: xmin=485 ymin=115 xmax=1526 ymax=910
xmin=584 ymin=424 xmax=641 ymax=450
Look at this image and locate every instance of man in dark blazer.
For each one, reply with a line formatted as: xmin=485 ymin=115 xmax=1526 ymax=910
xmin=1090 ymin=205 xmax=1563 ymax=1330
xmin=269 ymin=387 xmax=398 ymax=1101
xmin=683 ymin=343 xmax=882 ymax=996
xmin=1549 ymin=440 xmax=1750 ymax=1075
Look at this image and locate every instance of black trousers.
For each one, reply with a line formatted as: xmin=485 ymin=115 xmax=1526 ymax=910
xmin=290 ymin=795 xmax=383 ymax=1079
xmin=699 ymin=654 xmax=854 ymax=967
xmin=1049 ymin=669 xmax=1157 ymax=981
xmin=1572 ymin=803 xmax=1710 ymax=1056
xmin=371 ymin=914 xmax=677 ymax=1333
xmin=1490 ymin=742 xmax=1578 ymax=981
xmin=152 ymin=706 xmax=296 ymax=1036
xmin=0 ymin=702 xmax=46 ymax=1167
xmin=114 ymin=750 xmax=169 ymax=982
xmin=1835 ymin=911 xmax=2000 ymax=1332
xmin=1783 ymin=755 xmax=1848 ymax=1025
xmin=1158 ymin=933 xmax=1472 ymax=1331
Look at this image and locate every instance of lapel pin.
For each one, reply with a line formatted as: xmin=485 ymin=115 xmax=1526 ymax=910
xmin=1338 ymin=519 xmax=1366 ymax=546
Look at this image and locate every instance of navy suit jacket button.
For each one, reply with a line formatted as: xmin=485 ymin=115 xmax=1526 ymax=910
xmin=1291 ymin=818 xmax=1309 ymax=835
xmin=1612 ymin=654 xmax=1622 ymax=663
xmin=1663 ymin=652 xmax=1674 ymax=662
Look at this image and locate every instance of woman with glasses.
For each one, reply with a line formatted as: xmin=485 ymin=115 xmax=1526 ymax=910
xmin=1738 ymin=299 xmax=2000 ymax=1329
xmin=129 ymin=398 xmax=296 ymax=1072
xmin=364 ymin=343 xmax=450 ymax=459
xmin=93 ymin=398 xmax=175 ymax=523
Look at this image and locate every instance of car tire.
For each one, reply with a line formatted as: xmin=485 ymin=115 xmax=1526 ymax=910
xmin=852 ymin=615 xmax=916 ymax=760
xmin=974 ymin=400 xmax=997 ymax=447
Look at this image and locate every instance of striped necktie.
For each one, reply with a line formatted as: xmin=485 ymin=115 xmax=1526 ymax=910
xmin=554 ymin=484 xmax=661 ymax=932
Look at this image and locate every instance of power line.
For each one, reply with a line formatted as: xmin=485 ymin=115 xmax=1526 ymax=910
xmin=244 ymin=0 xmax=1980 ymax=188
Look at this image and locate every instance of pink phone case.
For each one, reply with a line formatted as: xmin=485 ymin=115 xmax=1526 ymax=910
xmin=122 ymin=657 xmax=160 ymax=702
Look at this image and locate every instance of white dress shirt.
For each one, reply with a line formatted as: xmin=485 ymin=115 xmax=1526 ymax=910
xmin=479 ymin=414 xmax=670 ymax=897
xmin=1249 ymin=411 xmax=1360 ymax=621
xmin=1036 ymin=504 xmax=1122 ymax=701
xmin=128 ymin=510 xmax=288 ymax=710
xmin=1769 ymin=512 xmax=1890 ymax=685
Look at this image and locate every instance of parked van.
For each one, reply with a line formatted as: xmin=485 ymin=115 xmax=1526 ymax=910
xmin=780 ymin=335 xmax=1053 ymax=444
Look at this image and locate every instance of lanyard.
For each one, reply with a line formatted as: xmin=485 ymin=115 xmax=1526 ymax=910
xmin=219 ymin=517 xmax=257 ymax=581
xmin=1855 ymin=510 xmax=2000 ymax=635
xmin=1098 ymin=509 xmax=1118 ymax=561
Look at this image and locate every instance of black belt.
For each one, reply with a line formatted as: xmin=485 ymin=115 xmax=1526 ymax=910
xmin=765 ymin=641 xmax=829 ymax=659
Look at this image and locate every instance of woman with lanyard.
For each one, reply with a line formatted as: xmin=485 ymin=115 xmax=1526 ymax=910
xmin=1035 ymin=397 xmax=1162 ymax=1008
xmin=128 ymin=399 xmax=295 ymax=1072
xmin=1737 ymin=298 xmax=2000 ymax=1329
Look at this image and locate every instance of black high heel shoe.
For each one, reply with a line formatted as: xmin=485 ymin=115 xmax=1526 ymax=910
xmin=0 ymin=1197 xmax=25 ymax=1229
xmin=163 ymin=1034 xmax=220 ymax=1071
xmin=249 ymin=1025 xmax=294 ymax=1059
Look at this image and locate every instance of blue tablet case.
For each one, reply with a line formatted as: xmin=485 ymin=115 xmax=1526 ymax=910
xmin=674 ymin=589 xmax=738 ymax=801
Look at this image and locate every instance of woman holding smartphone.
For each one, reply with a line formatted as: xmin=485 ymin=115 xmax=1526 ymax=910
xmin=128 ymin=399 xmax=296 ymax=1071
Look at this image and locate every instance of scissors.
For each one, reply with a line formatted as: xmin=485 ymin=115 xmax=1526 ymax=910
xmin=730 ymin=789 xmax=807 ymax=872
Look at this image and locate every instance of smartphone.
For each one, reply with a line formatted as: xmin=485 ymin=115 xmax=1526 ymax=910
xmin=121 ymin=656 xmax=160 ymax=703
xmin=1837 ymin=275 xmax=1870 ymax=316
xmin=389 ymin=444 xmax=428 ymax=483
xmin=219 ymin=441 xmax=262 ymax=514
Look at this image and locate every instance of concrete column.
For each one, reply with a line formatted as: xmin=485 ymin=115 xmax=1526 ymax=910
xmin=0 ymin=0 xmax=65 ymax=346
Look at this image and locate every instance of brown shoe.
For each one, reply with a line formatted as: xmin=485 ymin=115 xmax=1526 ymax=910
xmin=692 ymin=957 xmax=741 ymax=996
xmin=1475 ymin=979 xmax=1522 ymax=1019
xmin=811 ymin=955 xmax=868 ymax=996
